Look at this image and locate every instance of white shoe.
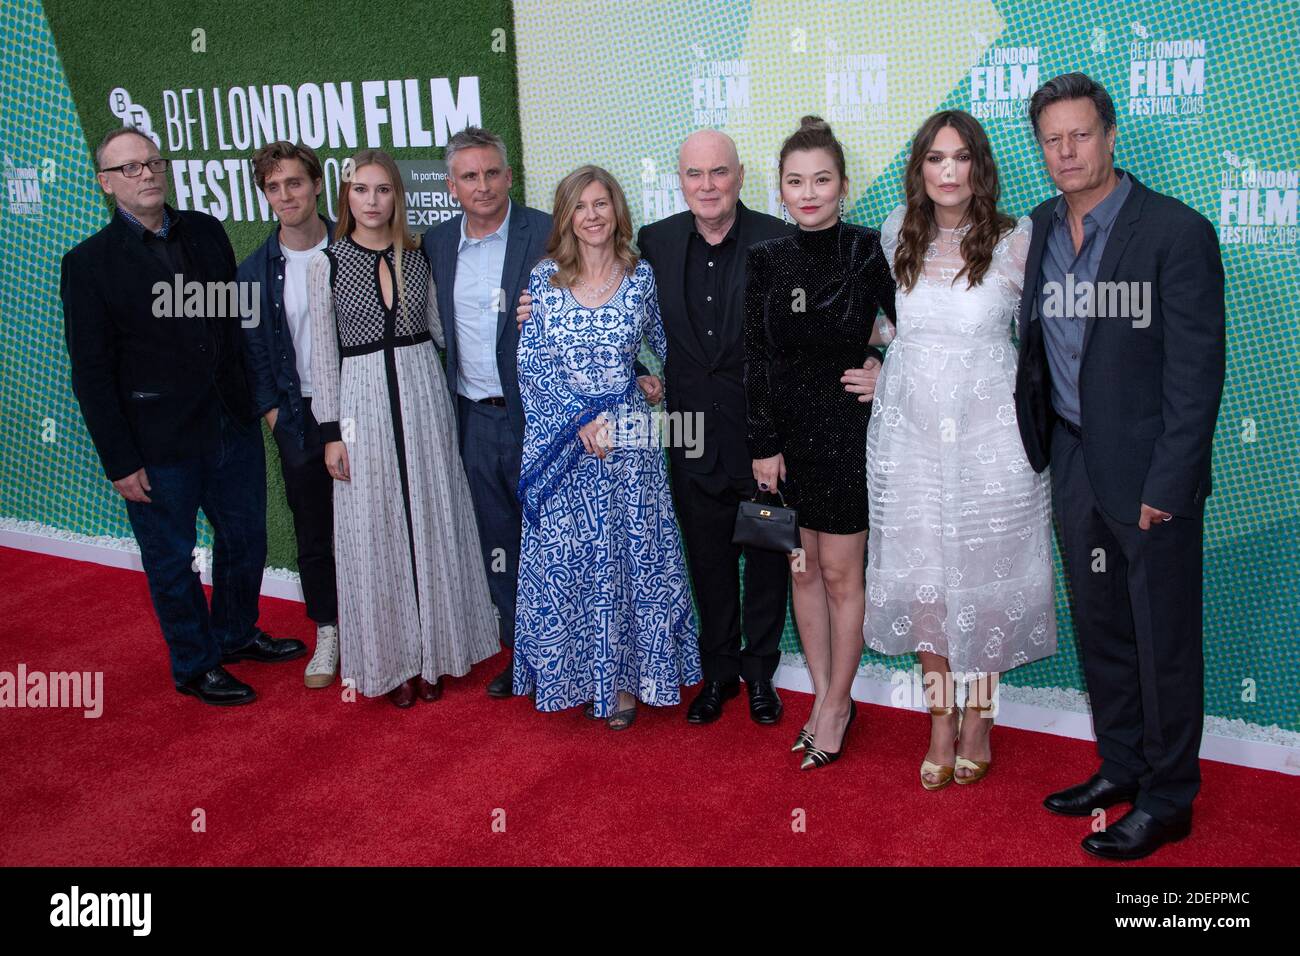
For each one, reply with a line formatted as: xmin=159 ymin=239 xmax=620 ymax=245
xmin=304 ymin=624 xmax=339 ymax=688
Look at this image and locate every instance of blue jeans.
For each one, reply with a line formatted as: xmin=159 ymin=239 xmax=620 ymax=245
xmin=124 ymin=408 xmax=268 ymax=684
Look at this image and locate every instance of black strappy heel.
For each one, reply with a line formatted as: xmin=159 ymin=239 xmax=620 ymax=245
xmin=800 ymin=700 xmax=857 ymax=770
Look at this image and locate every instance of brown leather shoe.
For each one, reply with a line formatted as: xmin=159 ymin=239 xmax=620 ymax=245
xmin=415 ymin=675 xmax=443 ymax=702
xmin=387 ymin=678 xmax=417 ymax=708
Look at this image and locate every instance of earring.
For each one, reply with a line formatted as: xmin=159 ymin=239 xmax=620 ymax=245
xmin=780 ymin=202 xmax=789 ymax=223
xmin=839 ymin=197 xmax=847 ymax=217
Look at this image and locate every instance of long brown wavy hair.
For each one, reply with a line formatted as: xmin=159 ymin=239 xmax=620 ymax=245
xmin=545 ymin=165 xmax=638 ymax=288
xmin=335 ymin=148 xmax=420 ymax=316
xmin=893 ymin=111 xmax=1014 ymax=292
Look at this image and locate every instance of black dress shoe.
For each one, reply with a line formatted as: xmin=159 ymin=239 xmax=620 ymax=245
xmin=1044 ymin=773 xmax=1139 ymax=816
xmin=746 ymin=679 xmax=783 ymax=724
xmin=1081 ymin=807 xmax=1192 ymax=861
xmin=175 ymin=666 xmax=256 ymax=706
xmin=486 ymin=660 xmax=514 ymax=698
xmin=388 ymin=677 xmax=417 ymax=709
xmin=686 ymin=679 xmax=740 ymax=724
xmin=221 ymin=629 xmax=308 ymax=665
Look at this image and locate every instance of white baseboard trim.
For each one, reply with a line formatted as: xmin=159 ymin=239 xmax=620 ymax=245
xmin=5 ymin=519 xmax=1297 ymax=775
xmin=0 ymin=521 xmax=305 ymax=604
xmin=774 ymin=660 xmax=1300 ymax=777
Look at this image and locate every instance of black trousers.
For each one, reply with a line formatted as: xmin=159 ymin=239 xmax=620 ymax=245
xmin=272 ymin=398 xmax=338 ymax=626
xmin=457 ymin=394 xmax=522 ymax=649
xmin=669 ymin=461 xmax=790 ymax=684
xmin=1050 ymin=421 xmax=1204 ymax=822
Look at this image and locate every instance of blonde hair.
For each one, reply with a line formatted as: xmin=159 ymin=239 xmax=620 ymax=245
xmin=545 ymin=165 xmax=637 ymax=288
xmin=335 ymin=148 xmax=420 ymax=317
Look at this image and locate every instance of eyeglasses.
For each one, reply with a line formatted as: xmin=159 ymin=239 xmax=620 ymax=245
xmin=99 ymin=158 xmax=169 ymax=177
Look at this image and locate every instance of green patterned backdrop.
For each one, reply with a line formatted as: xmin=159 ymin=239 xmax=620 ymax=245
xmin=1 ymin=0 xmax=1296 ymax=733
xmin=0 ymin=0 xmax=520 ymax=565
xmin=512 ymin=0 xmax=1299 ymax=730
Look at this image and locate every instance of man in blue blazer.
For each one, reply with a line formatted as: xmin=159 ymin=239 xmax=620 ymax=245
xmin=1015 ymin=75 xmax=1226 ymax=860
xmin=422 ymin=127 xmax=542 ymax=697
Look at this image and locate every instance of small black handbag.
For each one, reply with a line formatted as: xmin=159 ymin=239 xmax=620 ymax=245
xmin=732 ymin=489 xmax=801 ymax=554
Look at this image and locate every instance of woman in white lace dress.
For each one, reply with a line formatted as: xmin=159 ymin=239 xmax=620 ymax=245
xmin=864 ymin=111 xmax=1056 ymax=788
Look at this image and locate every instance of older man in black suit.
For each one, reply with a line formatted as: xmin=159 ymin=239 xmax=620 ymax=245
xmin=634 ymin=130 xmax=797 ymax=725
xmin=1014 ymin=74 xmax=1226 ymax=859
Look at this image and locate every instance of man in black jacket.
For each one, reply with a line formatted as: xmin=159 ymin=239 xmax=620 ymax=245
xmin=635 ymin=130 xmax=794 ymax=725
xmin=1014 ymin=75 xmax=1226 ymax=859
xmin=238 ymin=141 xmax=338 ymax=690
xmin=61 ymin=128 xmax=305 ymax=706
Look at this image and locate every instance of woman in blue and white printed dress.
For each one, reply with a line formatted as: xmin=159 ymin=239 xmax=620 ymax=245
xmin=514 ymin=165 xmax=701 ymax=729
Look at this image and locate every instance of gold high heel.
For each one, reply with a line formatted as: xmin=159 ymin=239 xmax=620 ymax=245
xmin=954 ymin=702 xmax=994 ymax=785
xmin=920 ymin=705 xmax=958 ymax=791
xmin=791 ymin=728 xmax=815 ymax=753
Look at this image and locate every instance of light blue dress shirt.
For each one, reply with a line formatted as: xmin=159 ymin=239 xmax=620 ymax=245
xmin=453 ymin=200 xmax=512 ymax=400
xmin=1035 ymin=173 xmax=1132 ymax=427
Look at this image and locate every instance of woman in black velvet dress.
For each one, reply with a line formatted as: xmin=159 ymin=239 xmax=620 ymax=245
xmin=744 ymin=116 xmax=895 ymax=768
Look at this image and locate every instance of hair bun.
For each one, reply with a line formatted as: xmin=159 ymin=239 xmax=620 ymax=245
xmin=798 ymin=115 xmax=830 ymax=134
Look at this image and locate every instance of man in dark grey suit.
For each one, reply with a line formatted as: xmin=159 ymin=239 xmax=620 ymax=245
xmin=423 ymin=127 xmax=657 ymax=697
xmin=1014 ymin=74 xmax=1226 ymax=860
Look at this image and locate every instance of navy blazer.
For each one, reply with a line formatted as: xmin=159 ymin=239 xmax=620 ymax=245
xmin=237 ymin=215 xmax=335 ymax=450
xmin=1013 ymin=171 xmax=1226 ymax=522
xmin=422 ymin=202 xmax=552 ymax=443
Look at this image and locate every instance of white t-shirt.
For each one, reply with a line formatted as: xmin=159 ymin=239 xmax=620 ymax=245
xmin=281 ymin=235 xmax=329 ymax=396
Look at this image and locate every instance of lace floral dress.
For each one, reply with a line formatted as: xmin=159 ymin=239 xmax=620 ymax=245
xmin=864 ymin=206 xmax=1056 ymax=676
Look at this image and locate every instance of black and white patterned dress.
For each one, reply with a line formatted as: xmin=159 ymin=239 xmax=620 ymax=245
xmin=309 ymin=235 xmax=498 ymax=697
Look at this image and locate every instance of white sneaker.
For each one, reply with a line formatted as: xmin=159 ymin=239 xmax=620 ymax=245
xmin=304 ymin=624 xmax=339 ymax=688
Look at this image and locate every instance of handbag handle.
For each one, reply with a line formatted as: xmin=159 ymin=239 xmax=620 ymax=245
xmin=750 ymin=487 xmax=788 ymax=508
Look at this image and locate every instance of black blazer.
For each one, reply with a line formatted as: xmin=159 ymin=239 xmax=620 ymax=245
xmin=422 ymin=202 xmax=552 ymax=444
xmin=637 ymin=201 xmax=793 ymax=478
xmin=61 ymin=208 xmax=254 ymax=481
xmin=1014 ymin=171 xmax=1226 ymax=522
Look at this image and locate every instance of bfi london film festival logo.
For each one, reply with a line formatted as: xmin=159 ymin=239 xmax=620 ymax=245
xmin=968 ymin=32 xmax=1038 ymax=122
xmin=107 ymin=75 xmax=480 ymax=224
xmin=823 ymin=39 xmax=888 ymax=127
xmin=639 ymin=158 xmax=687 ymax=225
xmin=689 ymin=45 xmax=752 ymax=127
xmin=108 ymin=86 xmax=163 ymax=147
xmin=3 ymin=153 xmax=45 ymax=217
xmin=1219 ymin=151 xmax=1299 ymax=250
xmin=1126 ymin=22 xmax=1206 ymax=119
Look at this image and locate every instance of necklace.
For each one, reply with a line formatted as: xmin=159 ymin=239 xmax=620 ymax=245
xmin=575 ymin=263 xmax=622 ymax=299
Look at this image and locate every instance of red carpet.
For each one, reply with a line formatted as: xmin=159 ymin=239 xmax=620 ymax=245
xmin=1 ymin=545 xmax=1295 ymax=867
